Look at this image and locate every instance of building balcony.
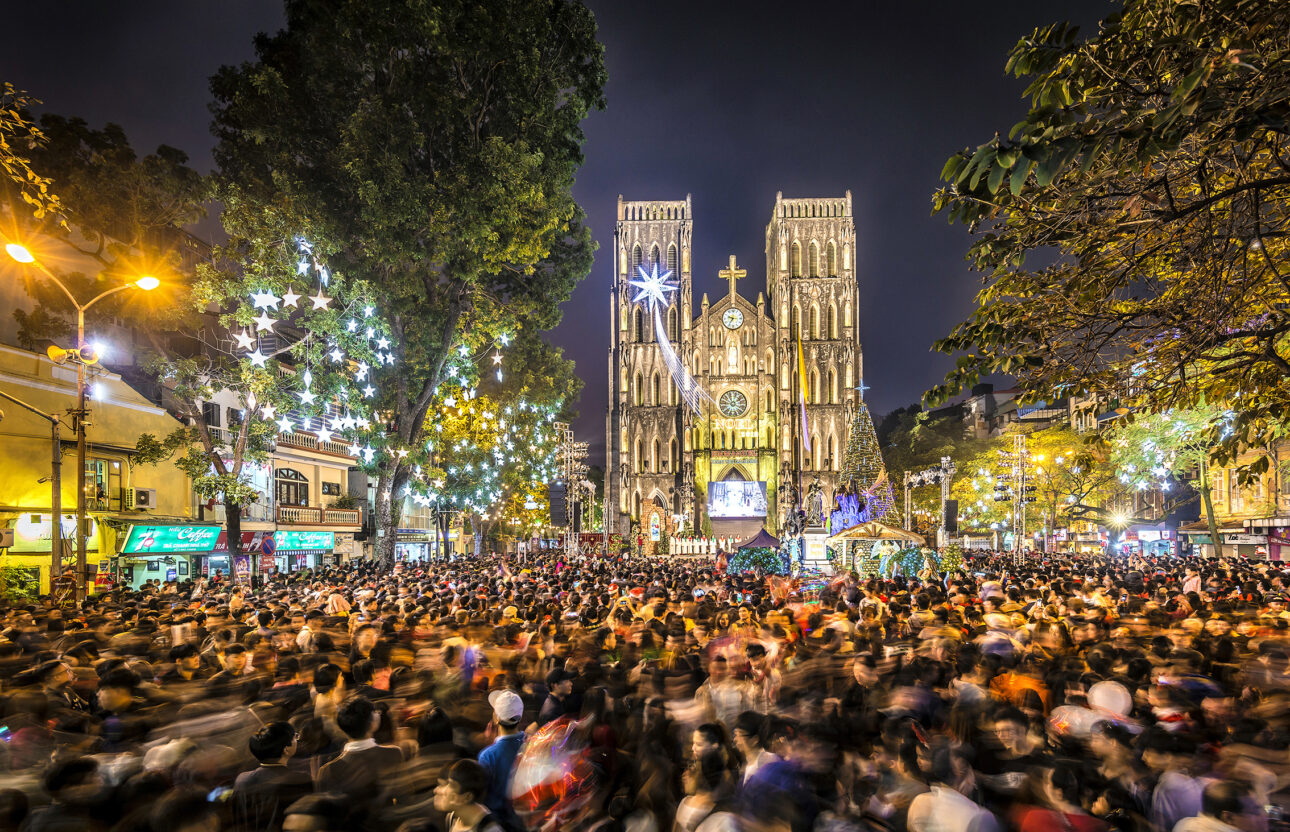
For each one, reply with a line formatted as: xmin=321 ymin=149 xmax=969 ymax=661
xmin=276 ymin=505 xmax=361 ymax=526
xmin=276 ymin=430 xmax=358 ymax=459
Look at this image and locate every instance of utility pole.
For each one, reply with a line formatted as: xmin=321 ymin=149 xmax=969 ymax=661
xmin=0 ymin=389 xmax=63 ymax=585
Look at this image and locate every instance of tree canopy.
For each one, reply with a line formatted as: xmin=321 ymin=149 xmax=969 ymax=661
xmin=931 ymin=0 xmax=1290 ymax=468
xmin=210 ymin=0 xmax=606 ymax=562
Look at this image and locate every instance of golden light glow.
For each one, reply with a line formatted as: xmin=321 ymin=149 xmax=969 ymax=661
xmin=134 ymin=275 xmax=160 ymax=291
xmin=5 ymin=243 xmax=35 ymax=264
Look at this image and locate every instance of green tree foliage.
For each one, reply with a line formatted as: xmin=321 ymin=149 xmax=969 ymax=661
xmin=0 ymin=83 xmax=64 ymax=221
xmin=877 ymin=404 xmax=992 ymax=528
xmin=421 ymin=332 xmax=577 ymax=555
xmin=930 ymin=0 xmax=1290 ymax=468
xmin=1107 ymin=405 xmax=1228 ymax=553
xmin=210 ymin=0 xmax=606 ymax=563
xmin=840 ymin=399 xmax=897 ymax=525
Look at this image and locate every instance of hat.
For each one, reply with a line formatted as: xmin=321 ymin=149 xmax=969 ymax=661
xmin=502 ymin=606 xmax=518 ymax=619
xmin=488 ymin=689 xmax=524 ymax=725
xmin=546 ymin=667 xmax=575 ymax=687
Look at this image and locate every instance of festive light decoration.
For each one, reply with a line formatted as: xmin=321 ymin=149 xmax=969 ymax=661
xmin=629 ymin=263 xmax=712 ymax=414
xmin=836 ymin=397 xmax=897 ymax=527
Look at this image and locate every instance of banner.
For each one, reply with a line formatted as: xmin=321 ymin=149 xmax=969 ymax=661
xmin=122 ymin=525 xmax=220 ymax=554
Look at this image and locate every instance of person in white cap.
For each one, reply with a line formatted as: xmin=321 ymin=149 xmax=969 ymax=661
xmin=478 ymin=689 xmax=526 ymax=829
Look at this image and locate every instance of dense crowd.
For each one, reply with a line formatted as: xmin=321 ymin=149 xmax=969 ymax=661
xmin=0 ymin=549 xmax=1287 ymax=832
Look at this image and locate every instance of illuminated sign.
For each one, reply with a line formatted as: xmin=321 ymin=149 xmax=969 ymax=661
xmin=707 ymin=481 xmax=768 ymax=518
xmin=272 ymin=531 xmax=334 ymax=551
xmin=11 ymin=514 xmax=99 ymax=553
xmin=121 ymin=525 xmax=220 ymax=554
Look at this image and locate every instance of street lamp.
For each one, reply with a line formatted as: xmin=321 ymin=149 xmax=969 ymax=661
xmin=5 ymin=241 xmax=160 ymax=600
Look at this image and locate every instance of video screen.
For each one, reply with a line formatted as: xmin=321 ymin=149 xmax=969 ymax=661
xmin=707 ymin=481 xmax=768 ymax=518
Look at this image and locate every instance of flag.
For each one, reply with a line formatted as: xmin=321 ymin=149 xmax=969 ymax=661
xmin=797 ymin=331 xmax=811 ymax=452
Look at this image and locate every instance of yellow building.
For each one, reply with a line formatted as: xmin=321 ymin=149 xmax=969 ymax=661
xmin=1198 ymin=440 xmax=1290 ymax=559
xmin=0 ymin=343 xmax=195 ymax=594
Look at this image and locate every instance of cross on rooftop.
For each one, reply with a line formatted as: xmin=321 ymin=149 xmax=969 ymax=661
xmin=719 ymin=255 xmax=746 ymax=298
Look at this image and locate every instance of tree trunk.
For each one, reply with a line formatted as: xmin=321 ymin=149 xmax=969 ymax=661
xmin=374 ymin=464 xmax=409 ymax=568
xmin=1199 ymin=461 xmax=1223 ymax=558
xmin=226 ymin=499 xmax=243 ymax=584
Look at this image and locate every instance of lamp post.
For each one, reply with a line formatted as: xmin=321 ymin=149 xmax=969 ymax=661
xmin=5 ymin=242 xmax=159 ymax=600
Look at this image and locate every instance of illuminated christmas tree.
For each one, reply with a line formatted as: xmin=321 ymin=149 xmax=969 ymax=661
xmin=839 ymin=396 xmax=897 ymax=525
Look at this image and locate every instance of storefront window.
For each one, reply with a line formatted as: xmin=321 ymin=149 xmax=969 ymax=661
xmin=85 ymin=458 xmax=123 ymax=511
xmin=275 ymin=468 xmax=310 ymax=506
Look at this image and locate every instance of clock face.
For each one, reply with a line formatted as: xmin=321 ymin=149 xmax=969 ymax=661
xmin=719 ymin=389 xmax=749 ymax=417
xmin=722 ymin=308 xmax=744 ymax=330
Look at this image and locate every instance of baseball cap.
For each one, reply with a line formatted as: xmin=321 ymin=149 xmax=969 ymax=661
xmin=488 ymin=689 xmax=524 ymax=725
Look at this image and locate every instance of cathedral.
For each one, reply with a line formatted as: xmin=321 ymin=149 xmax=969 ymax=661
xmin=605 ymin=192 xmax=865 ymax=544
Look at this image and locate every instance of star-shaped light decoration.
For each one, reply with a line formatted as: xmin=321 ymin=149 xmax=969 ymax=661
xmin=233 ymin=330 xmax=257 ymax=351
xmin=363 ymin=385 xmax=376 ymax=398
xmin=376 ymin=336 xmax=390 ymax=350
xmin=251 ymin=290 xmax=280 ymax=310
xmin=355 ymin=416 xmax=371 ymax=430
xmin=260 ymin=403 xmax=277 ymax=421
xmin=492 ymin=352 xmax=503 ymax=365
xmin=282 ymin=288 xmax=302 ymax=308
xmin=276 ymin=416 xmax=295 ymax=433
xmin=316 ymin=425 xmax=334 ymax=443
xmin=629 ymin=263 xmax=677 ymax=311
xmin=299 ymin=389 xmax=317 ymax=405
xmin=247 ymin=349 xmax=269 ymax=367
xmin=329 ymin=347 xmax=344 ymax=362
xmin=347 ymin=319 xmax=358 ymax=332
xmin=297 ymin=258 xmax=311 ymax=276
xmin=309 ymin=290 xmax=332 ymax=310
xmin=458 ymin=344 xmax=470 ymax=357
xmin=356 ymin=361 xmax=369 ymax=381
xmin=349 ymin=441 xmax=363 ymax=456
xmin=364 ymin=305 xmax=374 ymax=318
xmin=253 ymin=312 xmax=277 ymax=332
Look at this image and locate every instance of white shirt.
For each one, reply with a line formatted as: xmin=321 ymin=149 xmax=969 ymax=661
xmin=907 ymin=785 xmax=1001 ymax=832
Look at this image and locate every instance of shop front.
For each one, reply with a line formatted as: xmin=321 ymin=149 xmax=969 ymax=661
xmin=118 ymin=524 xmax=220 ymax=589
xmin=1118 ymin=527 xmax=1177 ymax=557
xmin=1181 ymin=527 xmax=1265 ymax=558
xmin=205 ymin=531 xmax=273 ymax=582
xmin=2 ymin=513 xmax=102 ymax=595
xmin=395 ymin=529 xmax=432 ymax=563
xmin=266 ymin=530 xmax=334 ymax=573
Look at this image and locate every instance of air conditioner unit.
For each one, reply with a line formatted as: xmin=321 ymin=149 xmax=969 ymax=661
xmin=132 ymin=488 xmax=158 ymax=510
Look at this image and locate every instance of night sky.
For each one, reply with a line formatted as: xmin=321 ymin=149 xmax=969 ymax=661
xmin=8 ymin=0 xmax=1109 ymax=464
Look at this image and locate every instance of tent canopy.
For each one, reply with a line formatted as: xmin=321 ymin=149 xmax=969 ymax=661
xmin=738 ymin=528 xmax=781 ymax=550
xmin=827 ymin=521 xmax=925 ymax=546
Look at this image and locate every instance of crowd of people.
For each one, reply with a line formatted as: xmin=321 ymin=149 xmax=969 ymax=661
xmin=0 ymin=549 xmax=1287 ymax=832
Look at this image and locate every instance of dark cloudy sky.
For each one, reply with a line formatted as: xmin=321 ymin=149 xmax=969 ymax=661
xmin=8 ymin=0 xmax=1109 ymax=463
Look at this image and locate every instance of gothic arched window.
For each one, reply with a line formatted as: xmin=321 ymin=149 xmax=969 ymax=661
xmin=632 ymin=244 xmax=642 ymax=273
xmin=810 ymin=306 xmax=819 ymax=340
xmin=809 ymin=241 xmax=820 ymax=277
xmin=668 ymin=306 xmax=678 ymax=341
xmin=633 ymin=308 xmax=644 ymax=342
xmin=829 ymin=304 xmax=838 ymax=339
xmin=649 ymin=243 xmax=660 ymax=270
xmin=791 ymin=242 xmax=802 ymax=278
xmin=667 ymin=243 xmax=678 ymax=274
xmin=827 ymin=241 xmax=837 ymax=276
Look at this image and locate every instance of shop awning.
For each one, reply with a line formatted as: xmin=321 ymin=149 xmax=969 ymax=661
xmin=120 ymin=524 xmax=220 ymax=555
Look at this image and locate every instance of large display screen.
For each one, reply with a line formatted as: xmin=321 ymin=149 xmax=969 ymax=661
xmin=707 ymin=481 xmax=768 ymax=518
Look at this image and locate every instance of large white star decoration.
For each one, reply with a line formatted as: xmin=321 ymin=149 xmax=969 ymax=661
xmin=364 ymin=305 xmax=374 ymax=318
xmin=247 ymin=349 xmax=268 ymax=367
xmin=356 ymin=416 xmax=370 ymax=430
xmin=356 ymin=361 xmax=369 ymax=381
xmin=276 ymin=416 xmax=295 ymax=433
xmin=362 ymin=447 xmax=375 ymax=463
xmin=629 ymin=263 xmax=677 ymax=311
xmin=297 ymin=258 xmax=310 ymax=276
xmin=260 ymin=403 xmax=276 ymax=421
xmin=316 ymin=425 xmax=334 ymax=443
xmin=309 ymin=290 xmax=332 ymax=310
xmin=458 ymin=344 xmax=470 ymax=357
xmin=233 ymin=330 xmax=257 ymax=351
xmin=329 ymin=347 xmax=344 ymax=362
xmin=349 ymin=442 xmax=363 ymax=456
xmin=299 ymin=389 xmax=317 ymax=405
xmin=251 ymin=290 xmax=280 ymax=310
xmin=397 ymin=449 xmax=408 ymax=458
xmin=376 ymin=336 xmax=390 ymax=350
xmin=253 ymin=312 xmax=277 ymax=332
xmin=331 ymin=417 xmax=347 ymax=431
xmin=347 ymin=319 xmax=358 ymax=332
xmin=282 ymin=288 xmax=302 ymax=308
xmin=492 ymin=352 xmax=503 ymax=365
xmin=444 ymin=395 xmax=457 ymax=407
xmin=363 ymin=385 xmax=376 ymax=398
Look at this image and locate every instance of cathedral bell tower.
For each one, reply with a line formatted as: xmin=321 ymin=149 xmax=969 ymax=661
xmin=606 ymin=195 xmax=692 ymax=537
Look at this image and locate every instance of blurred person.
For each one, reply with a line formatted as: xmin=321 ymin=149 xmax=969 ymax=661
xmin=432 ymin=759 xmax=506 ymax=832
xmin=233 ymin=721 xmax=313 ymax=831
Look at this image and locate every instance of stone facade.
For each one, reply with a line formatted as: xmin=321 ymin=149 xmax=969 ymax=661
xmin=606 ymin=193 xmax=864 ymax=540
